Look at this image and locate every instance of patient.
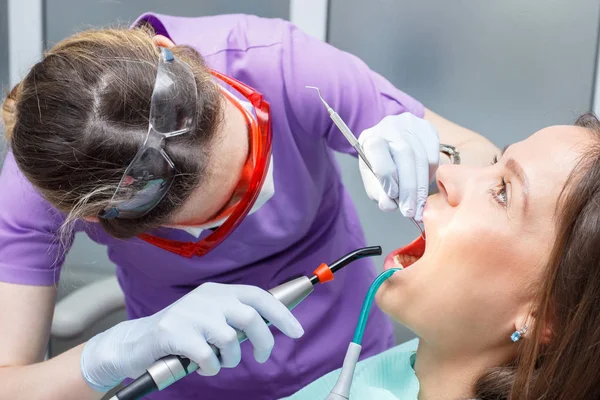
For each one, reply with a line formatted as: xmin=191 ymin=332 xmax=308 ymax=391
xmin=287 ymin=113 xmax=600 ymax=400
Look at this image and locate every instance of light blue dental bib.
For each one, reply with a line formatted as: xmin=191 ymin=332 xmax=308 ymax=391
xmin=284 ymin=339 xmax=420 ymax=400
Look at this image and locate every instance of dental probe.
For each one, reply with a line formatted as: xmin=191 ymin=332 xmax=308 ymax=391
xmin=305 ymin=86 xmax=425 ymax=240
xmin=110 ymin=246 xmax=383 ymax=400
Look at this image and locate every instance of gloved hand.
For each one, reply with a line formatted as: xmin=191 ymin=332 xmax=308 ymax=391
xmin=358 ymin=113 xmax=440 ymax=220
xmin=80 ymin=282 xmax=304 ymax=392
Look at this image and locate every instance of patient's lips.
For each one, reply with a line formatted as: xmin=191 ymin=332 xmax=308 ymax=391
xmin=384 ymin=235 xmax=426 ymax=271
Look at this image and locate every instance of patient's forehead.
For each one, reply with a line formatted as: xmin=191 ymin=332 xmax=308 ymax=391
xmin=506 ymin=125 xmax=591 ymax=220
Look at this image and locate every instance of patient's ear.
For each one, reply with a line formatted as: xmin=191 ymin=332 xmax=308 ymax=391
xmin=539 ymin=324 xmax=553 ymax=344
xmin=515 ymin=309 xmax=553 ymax=344
xmin=82 ymin=216 xmax=100 ymax=223
xmin=532 ymin=308 xmax=553 ymax=344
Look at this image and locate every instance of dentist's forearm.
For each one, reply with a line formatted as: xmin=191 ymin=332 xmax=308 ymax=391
xmin=424 ymin=108 xmax=500 ymax=167
xmin=0 ymin=344 xmax=105 ymax=400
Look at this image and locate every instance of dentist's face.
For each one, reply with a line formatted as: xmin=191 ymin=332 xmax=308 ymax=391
xmin=376 ymin=125 xmax=590 ymax=354
xmin=170 ymin=94 xmax=249 ymax=225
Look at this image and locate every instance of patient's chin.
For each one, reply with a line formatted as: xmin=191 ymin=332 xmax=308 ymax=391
xmin=374 ymin=278 xmax=409 ymax=321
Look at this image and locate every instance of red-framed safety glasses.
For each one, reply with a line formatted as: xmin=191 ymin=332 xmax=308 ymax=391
xmin=138 ymin=70 xmax=272 ymax=257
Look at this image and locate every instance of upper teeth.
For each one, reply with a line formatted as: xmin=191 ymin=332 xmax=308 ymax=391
xmin=393 ymin=255 xmax=404 ymax=269
xmin=393 ymin=254 xmax=420 ymax=268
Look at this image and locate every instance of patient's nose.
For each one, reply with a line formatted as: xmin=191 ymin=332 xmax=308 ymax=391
xmin=435 ymin=164 xmax=473 ymax=207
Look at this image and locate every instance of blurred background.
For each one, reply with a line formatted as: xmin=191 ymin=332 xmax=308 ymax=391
xmin=1 ymin=0 xmax=599 ymax=378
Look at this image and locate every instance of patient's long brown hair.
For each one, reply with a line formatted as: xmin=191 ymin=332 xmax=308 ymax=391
xmin=475 ymin=113 xmax=600 ymax=399
xmin=1 ymin=26 xmax=223 ymax=239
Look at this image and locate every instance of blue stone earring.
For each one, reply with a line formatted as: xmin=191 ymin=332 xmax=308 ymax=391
xmin=511 ymin=325 xmax=528 ymax=342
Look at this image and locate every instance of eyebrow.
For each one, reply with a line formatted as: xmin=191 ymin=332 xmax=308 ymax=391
xmin=506 ymin=161 xmax=529 ymax=214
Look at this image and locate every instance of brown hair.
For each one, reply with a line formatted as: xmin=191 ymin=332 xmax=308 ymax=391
xmin=475 ymin=113 xmax=600 ymax=399
xmin=1 ymin=27 xmax=223 ymax=238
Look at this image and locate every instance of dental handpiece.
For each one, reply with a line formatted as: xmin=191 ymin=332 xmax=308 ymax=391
xmin=110 ymin=246 xmax=383 ymax=400
xmin=305 ymin=86 xmax=425 ymax=239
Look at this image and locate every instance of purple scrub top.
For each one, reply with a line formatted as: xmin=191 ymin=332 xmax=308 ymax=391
xmin=0 ymin=12 xmax=424 ymax=399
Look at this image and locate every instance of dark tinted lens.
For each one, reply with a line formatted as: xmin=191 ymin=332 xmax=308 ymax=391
xmin=111 ymin=147 xmax=174 ymax=218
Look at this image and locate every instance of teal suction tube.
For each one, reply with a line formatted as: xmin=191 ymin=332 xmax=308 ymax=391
xmin=353 ymin=268 xmax=400 ymax=344
xmin=326 ymin=268 xmax=401 ymax=400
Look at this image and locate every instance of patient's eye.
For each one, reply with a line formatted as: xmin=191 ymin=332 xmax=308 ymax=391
xmin=490 ymin=156 xmax=507 ymax=207
xmin=490 ymin=178 xmax=507 ymax=207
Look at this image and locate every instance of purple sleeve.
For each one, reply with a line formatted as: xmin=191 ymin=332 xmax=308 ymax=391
xmin=280 ymin=23 xmax=425 ymax=155
xmin=0 ymin=153 xmax=73 ymax=286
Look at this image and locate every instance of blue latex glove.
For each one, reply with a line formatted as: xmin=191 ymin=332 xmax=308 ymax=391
xmin=80 ymin=283 xmax=304 ymax=392
xmin=358 ymin=113 xmax=440 ymax=220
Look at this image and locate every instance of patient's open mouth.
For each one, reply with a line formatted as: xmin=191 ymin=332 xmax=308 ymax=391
xmin=383 ymin=235 xmax=426 ymax=270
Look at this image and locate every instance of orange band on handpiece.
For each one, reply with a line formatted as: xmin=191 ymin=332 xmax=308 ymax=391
xmin=313 ymin=263 xmax=334 ymax=284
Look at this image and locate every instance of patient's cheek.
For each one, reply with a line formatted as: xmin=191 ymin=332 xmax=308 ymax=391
xmin=441 ymin=216 xmax=509 ymax=264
